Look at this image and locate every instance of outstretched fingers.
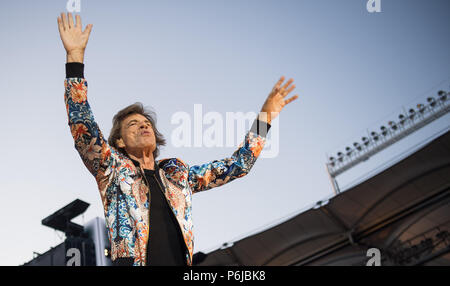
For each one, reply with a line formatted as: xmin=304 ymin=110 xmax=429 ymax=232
xmin=75 ymin=14 xmax=82 ymax=29
xmin=58 ymin=12 xmax=93 ymax=35
xmin=279 ymin=78 xmax=294 ymax=95
xmin=68 ymin=12 xmax=74 ymax=28
xmin=57 ymin=16 xmax=64 ymax=33
xmin=275 ymin=76 xmax=285 ymax=90
xmin=83 ymin=24 xmax=93 ymax=36
xmin=271 ymin=76 xmax=284 ymax=94
xmin=61 ymin=13 xmax=68 ymax=30
xmin=283 ymin=84 xmax=296 ymax=97
xmin=284 ymin=95 xmax=299 ymax=106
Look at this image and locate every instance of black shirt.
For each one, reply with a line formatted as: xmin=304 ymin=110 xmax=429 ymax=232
xmin=134 ymin=159 xmax=187 ymax=266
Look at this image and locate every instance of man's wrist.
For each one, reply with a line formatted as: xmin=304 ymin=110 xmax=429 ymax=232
xmin=251 ymin=115 xmax=272 ymax=138
xmin=257 ymin=111 xmax=272 ymax=125
xmin=66 ymin=50 xmax=85 ymax=63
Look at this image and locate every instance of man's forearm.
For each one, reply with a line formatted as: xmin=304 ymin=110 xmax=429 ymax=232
xmin=67 ymin=50 xmax=85 ymax=63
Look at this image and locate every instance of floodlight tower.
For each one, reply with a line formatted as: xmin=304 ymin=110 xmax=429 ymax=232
xmin=326 ymin=89 xmax=450 ymax=194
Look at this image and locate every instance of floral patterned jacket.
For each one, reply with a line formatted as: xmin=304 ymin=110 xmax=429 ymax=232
xmin=64 ymin=64 xmax=270 ymax=266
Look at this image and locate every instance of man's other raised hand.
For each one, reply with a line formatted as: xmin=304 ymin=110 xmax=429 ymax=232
xmin=57 ymin=12 xmax=93 ymax=63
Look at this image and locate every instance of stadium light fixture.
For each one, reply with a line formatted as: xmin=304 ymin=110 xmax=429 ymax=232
xmin=438 ymin=90 xmax=447 ymax=101
xmin=371 ymin=131 xmax=379 ymax=141
xmin=337 ymin=152 xmax=344 ymax=162
xmin=329 ymin=156 xmax=336 ymax=167
xmin=362 ymin=136 xmax=370 ymax=146
xmin=427 ymin=97 xmax=436 ymax=107
xmin=380 ymin=125 xmax=388 ymax=136
xmin=408 ymin=108 xmax=416 ymax=120
xmin=388 ymin=121 xmax=397 ymax=131
xmin=417 ymin=103 xmax=426 ymax=114
xmin=399 ymin=114 xmax=406 ymax=125
xmin=353 ymin=142 xmax=362 ymax=151
xmin=345 ymin=146 xmax=352 ymax=156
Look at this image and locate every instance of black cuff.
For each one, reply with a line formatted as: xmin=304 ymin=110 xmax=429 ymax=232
xmin=250 ymin=119 xmax=271 ymax=138
xmin=65 ymin=62 xmax=84 ymax=78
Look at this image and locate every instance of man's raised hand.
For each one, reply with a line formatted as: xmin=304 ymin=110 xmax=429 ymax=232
xmin=258 ymin=76 xmax=299 ymax=124
xmin=57 ymin=12 xmax=93 ymax=63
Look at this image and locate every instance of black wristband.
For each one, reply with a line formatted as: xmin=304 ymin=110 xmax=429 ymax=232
xmin=65 ymin=62 xmax=85 ymax=78
xmin=250 ymin=118 xmax=271 ymax=138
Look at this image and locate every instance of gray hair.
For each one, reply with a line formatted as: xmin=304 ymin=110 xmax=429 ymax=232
xmin=108 ymin=102 xmax=166 ymax=159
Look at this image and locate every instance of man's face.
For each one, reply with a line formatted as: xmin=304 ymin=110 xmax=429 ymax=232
xmin=117 ymin=113 xmax=156 ymax=153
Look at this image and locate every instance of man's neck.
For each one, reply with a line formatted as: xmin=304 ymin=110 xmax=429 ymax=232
xmin=127 ymin=150 xmax=155 ymax=170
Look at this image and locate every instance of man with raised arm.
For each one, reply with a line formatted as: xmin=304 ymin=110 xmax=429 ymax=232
xmin=57 ymin=12 xmax=298 ymax=266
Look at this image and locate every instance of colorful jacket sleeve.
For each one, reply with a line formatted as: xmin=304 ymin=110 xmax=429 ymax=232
xmin=64 ymin=63 xmax=115 ymax=198
xmin=188 ymin=119 xmax=271 ymax=194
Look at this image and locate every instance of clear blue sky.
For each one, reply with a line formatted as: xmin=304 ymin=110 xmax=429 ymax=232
xmin=0 ymin=0 xmax=449 ymax=265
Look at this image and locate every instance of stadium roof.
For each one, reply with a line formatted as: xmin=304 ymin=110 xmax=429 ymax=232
xmin=195 ymin=130 xmax=450 ymax=266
